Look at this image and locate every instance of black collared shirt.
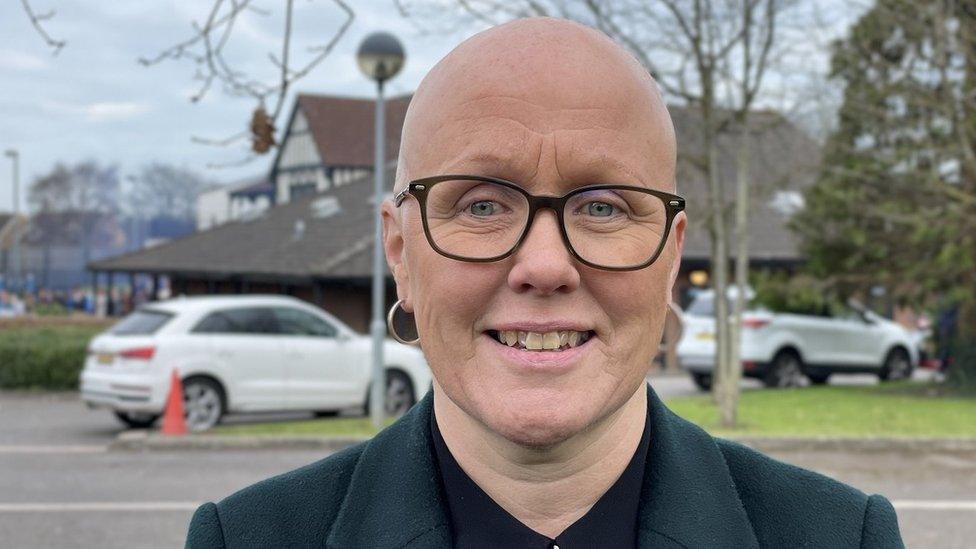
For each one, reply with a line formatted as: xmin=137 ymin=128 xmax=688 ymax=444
xmin=431 ymin=410 xmax=650 ymax=549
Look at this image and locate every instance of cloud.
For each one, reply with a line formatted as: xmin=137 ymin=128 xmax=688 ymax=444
xmin=40 ymin=100 xmax=152 ymax=122
xmin=0 ymin=49 xmax=51 ymax=71
xmin=85 ymin=101 xmax=152 ymax=121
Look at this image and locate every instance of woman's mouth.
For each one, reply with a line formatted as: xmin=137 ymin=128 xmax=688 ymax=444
xmin=487 ymin=329 xmax=594 ymax=352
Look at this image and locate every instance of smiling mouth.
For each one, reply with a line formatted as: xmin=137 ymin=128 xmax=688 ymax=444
xmin=487 ymin=330 xmax=594 ymax=352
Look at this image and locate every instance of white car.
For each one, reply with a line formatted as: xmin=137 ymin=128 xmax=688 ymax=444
xmin=80 ymin=295 xmax=432 ymax=431
xmin=677 ymin=290 xmax=917 ymax=390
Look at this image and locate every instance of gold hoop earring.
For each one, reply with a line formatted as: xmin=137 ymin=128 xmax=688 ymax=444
xmin=387 ymin=299 xmax=420 ymax=345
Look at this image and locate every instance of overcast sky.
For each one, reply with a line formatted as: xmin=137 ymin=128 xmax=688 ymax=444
xmin=0 ymin=0 xmax=490 ymax=212
xmin=0 ymin=1 xmax=863 ymax=213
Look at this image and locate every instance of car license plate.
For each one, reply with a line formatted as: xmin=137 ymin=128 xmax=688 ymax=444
xmin=695 ymin=332 xmax=715 ymax=341
xmin=97 ymin=353 xmax=114 ymax=365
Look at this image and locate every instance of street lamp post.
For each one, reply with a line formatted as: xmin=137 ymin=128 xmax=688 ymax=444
xmin=4 ymin=150 xmax=20 ymax=293
xmin=357 ymin=32 xmax=405 ymax=429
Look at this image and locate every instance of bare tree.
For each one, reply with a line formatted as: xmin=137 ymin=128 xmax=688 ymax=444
xmin=126 ymin=164 xmax=213 ymax=221
xmin=27 ymin=161 xmax=122 ymax=282
xmin=722 ymin=1 xmax=783 ymax=426
xmin=16 ymin=1 xmax=355 ymax=163
xmin=397 ymin=0 xmax=794 ymax=426
xmin=137 ymin=0 xmax=355 ymax=163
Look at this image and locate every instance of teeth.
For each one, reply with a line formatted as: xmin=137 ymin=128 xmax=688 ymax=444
xmin=525 ymin=332 xmax=543 ymax=350
xmin=494 ymin=330 xmax=590 ymax=352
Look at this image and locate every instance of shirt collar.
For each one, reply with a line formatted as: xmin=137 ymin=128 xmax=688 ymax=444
xmin=431 ymin=405 xmax=650 ymax=548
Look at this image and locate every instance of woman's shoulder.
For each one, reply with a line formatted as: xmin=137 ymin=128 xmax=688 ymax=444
xmin=714 ymin=438 xmax=902 ymax=548
xmin=186 ymin=441 xmax=368 ymax=548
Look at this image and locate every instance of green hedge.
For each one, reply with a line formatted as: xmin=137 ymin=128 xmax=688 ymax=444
xmin=0 ymin=325 xmax=105 ymax=390
xmin=948 ymin=341 xmax=976 ymax=393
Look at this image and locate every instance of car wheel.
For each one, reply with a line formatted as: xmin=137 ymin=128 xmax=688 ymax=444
xmin=385 ymin=370 xmax=416 ymax=416
xmin=691 ymin=372 xmax=712 ymax=391
xmin=182 ymin=377 xmax=225 ymax=432
xmin=313 ymin=410 xmax=340 ymax=418
xmin=364 ymin=370 xmax=416 ymax=417
xmin=806 ymin=373 xmax=830 ymax=385
xmin=113 ymin=411 xmax=160 ymax=429
xmin=879 ymin=348 xmax=912 ymax=382
xmin=763 ymin=351 xmax=805 ymax=388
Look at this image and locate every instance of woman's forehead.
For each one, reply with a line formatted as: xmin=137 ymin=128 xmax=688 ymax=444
xmin=416 ymin=119 xmax=672 ymax=194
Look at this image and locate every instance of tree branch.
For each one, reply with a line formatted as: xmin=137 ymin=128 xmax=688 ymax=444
xmin=19 ymin=0 xmax=66 ymax=55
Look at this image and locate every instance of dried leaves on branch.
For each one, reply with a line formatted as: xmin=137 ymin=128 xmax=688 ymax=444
xmin=138 ymin=0 xmax=354 ymax=159
xmin=20 ymin=0 xmax=66 ymax=55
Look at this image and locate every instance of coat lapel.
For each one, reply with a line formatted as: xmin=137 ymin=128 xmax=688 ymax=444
xmin=328 ymin=385 xmax=759 ymax=549
xmin=327 ymin=390 xmax=451 ymax=549
xmin=637 ymin=385 xmax=760 ymax=548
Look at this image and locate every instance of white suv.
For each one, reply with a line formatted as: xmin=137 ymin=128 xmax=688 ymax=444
xmin=677 ymin=290 xmax=917 ymax=390
xmin=80 ymin=295 xmax=432 ymax=431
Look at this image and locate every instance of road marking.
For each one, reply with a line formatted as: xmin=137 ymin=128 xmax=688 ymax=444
xmin=0 ymin=502 xmax=200 ymax=512
xmin=0 ymin=500 xmax=972 ymax=513
xmin=892 ymin=500 xmax=976 ymax=511
xmin=0 ymin=445 xmax=106 ymax=454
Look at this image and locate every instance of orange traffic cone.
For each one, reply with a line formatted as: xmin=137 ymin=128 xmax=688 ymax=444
xmin=161 ymin=369 xmax=188 ymax=436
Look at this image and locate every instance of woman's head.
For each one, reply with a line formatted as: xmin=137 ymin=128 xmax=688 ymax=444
xmin=382 ymin=17 xmax=685 ymax=447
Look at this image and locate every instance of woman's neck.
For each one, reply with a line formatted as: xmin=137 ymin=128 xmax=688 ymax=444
xmin=433 ymin=384 xmax=648 ymax=538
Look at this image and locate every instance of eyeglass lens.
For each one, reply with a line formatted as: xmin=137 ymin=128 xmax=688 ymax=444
xmin=422 ymin=179 xmax=668 ymax=268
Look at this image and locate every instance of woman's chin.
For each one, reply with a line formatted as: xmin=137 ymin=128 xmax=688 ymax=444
xmin=476 ymin=392 xmax=595 ymax=448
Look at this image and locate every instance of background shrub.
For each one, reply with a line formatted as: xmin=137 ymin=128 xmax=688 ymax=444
xmin=0 ymin=319 xmax=111 ymax=390
xmin=947 ymin=340 xmax=976 ymax=394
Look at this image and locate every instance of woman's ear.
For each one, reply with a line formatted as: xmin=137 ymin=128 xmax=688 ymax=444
xmin=381 ymin=200 xmax=412 ymax=311
xmin=667 ymin=211 xmax=687 ymax=290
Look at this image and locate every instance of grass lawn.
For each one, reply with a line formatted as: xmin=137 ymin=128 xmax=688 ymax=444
xmin=214 ymin=417 xmax=394 ymax=437
xmin=666 ymin=381 xmax=976 ymax=438
xmin=210 ymin=381 xmax=976 ymax=438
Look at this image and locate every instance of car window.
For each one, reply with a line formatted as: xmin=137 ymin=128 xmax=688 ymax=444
xmin=687 ymin=293 xmax=756 ymax=317
xmin=273 ymin=307 xmax=337 ymax=337
xmin=687 ymin=294 xmax=715 ymax=316
xmin=110 ymin=309 xmax=174 ymax=335
xmin=192 ymin=307 xmax=279 ymax=334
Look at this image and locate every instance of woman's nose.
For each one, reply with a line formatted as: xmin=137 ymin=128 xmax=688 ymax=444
xmin=506 ymin=209 xmax=581 ymax=296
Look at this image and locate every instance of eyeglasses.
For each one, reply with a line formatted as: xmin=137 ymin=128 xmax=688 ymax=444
xmin=394 ymin=175 xmax=685 ymax=271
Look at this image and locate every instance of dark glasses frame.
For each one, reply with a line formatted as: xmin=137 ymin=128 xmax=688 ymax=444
xmin=394 ymin=174 xmax=686 ymax=271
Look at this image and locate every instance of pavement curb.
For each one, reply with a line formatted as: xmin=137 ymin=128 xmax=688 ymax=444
xmin=109 ymin=430 xmax=369 ymax=452
xmin=110 ymin=430 xmax=976 ymax=453
xmin=724 ymin=436 xmax=976 ymax=453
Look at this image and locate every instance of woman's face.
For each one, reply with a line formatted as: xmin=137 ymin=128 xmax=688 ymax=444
xmin=383 ymin=31 xmax=685 ymax=447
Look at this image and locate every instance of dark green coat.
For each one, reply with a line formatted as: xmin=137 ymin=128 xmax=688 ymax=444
xmin=186 ymin=385 xmax=903 ymax=548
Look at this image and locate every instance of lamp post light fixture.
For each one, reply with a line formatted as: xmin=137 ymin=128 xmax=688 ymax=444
xmin=4 ymin=149 xmax=20 ymax=293
xmin=357 ymin=32 xmax=405 ymax=429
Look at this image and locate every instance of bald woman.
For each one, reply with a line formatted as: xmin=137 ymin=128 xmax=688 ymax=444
xmin=186 ymin=18 xmax=902 ymax=549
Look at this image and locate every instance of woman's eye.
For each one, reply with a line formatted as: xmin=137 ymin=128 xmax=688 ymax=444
xmin=469 ymin=200 xmax=496 ymax=216
xmin=586 ymin=202 xmax=615 ymax=217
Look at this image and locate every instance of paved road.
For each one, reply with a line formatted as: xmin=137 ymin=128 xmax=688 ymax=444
xmin=2 ymin=442 xmax=972 ymax=548
xmin=1 ymin=370 xmax=969 ymax=548
xmin=3 ymin=370 xmax=931 ymax=446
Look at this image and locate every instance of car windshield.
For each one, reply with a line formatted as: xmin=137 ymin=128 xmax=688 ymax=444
xmin=110 ymin=309 xmax=174 ymax=335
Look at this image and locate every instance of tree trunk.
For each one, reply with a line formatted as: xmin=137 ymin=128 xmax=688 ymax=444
xmin=705 ymin=101 xmax=732 ymax=419
xmin=727 ymin=115 xmax=753 ymax=427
